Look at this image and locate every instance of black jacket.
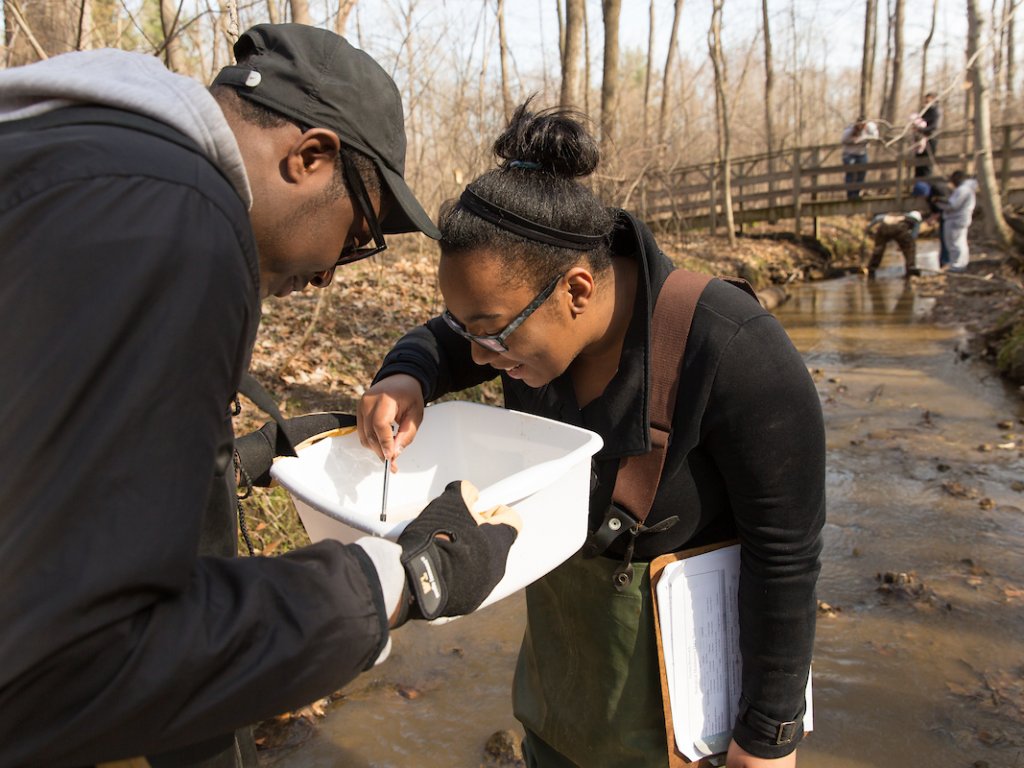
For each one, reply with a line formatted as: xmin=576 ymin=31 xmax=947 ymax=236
xmin=0 ymin=108 xmax=387 ymax=767
xmin=375 ymin=211 xmax=825 ymax=757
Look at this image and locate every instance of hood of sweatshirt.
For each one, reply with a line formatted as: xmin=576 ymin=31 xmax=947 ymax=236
xmin=0 ymin=48 xmax=251 ymax=208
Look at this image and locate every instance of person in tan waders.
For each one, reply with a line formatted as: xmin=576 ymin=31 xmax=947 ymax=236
xmin=865 ymin=210 xmax=924 ymax=279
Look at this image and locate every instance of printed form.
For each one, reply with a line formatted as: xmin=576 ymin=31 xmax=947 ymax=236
xmin=656 ymin=544 xmax=813 ymax=761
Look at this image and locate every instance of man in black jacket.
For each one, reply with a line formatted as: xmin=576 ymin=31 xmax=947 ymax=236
xmin=0 ymin=23 xmax=518 ymax=768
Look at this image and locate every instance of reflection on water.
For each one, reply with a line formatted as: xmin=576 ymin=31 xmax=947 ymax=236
xmin=264 ymin=251 xmax=1024 ymax=768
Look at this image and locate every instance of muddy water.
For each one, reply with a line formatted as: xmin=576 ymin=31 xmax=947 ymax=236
xmin=263 ymin=248 xmax=1024 ymax=768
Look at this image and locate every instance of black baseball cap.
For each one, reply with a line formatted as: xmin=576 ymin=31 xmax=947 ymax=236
xmin=213 ymin=23 xmax=440 ymax=239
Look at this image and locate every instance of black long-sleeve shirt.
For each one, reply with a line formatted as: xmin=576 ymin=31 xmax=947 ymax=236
xmin=0 ymin=108 xmax=387 ymax=767
xmin=375 ymin=211 xmax=825 ymax=757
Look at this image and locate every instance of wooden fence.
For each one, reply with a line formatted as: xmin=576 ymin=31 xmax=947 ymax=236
xmin=635 ymin=124 xmax=1024 ymax=237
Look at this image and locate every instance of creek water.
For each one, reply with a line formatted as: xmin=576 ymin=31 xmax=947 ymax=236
xmin=263 ymin=246 xmax=1024 ymax=768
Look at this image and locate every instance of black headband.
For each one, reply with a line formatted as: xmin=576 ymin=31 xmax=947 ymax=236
xmin=458 ymin=188 xmax=606 ymax=251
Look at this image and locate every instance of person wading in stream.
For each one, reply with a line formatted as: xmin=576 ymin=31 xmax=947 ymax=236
xmin=0 ymin=23 xmax=520 ymax=768
xmin=358 ymin=101 xmax=825 ymax=768
xmin=865 ymin=210 xmax=924 ymax=279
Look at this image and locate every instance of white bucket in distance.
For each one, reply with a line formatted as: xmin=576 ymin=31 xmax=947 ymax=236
xmin=916 ymin=246 xmax=940 ymax=273
xmin=270 ymin=401 xmax=604 ymax=614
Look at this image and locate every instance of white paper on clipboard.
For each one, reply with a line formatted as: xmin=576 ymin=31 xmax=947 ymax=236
xmin=655 ymin=544 xmax=813 ymax=762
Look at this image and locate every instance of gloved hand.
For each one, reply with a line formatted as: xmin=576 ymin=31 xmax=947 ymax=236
xmin=395 ymin=480 xmax=521 ymax=623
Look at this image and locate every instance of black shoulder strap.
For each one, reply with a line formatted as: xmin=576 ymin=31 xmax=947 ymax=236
xmin=237 ymin=373 xmax=297 ymax=458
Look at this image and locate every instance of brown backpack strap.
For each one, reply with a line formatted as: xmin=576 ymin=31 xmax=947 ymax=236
xmin=611 ymin=269 xmax=713 ymax=524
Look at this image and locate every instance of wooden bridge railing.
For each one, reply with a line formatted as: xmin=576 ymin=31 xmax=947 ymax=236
xmin=638 ymin=124 xmax=1024 ymax=236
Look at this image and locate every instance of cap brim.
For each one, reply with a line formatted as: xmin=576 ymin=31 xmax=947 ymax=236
xmin=376 ymin=163 xmax=441 ymax=239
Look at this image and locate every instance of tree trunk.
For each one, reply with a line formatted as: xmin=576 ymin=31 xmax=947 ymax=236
xmin=643 ymin=0 xmax=655 ymax=144
xmin=761 ymin=0 xmax=776 ymax=221
xmin=336 ymin=0 xmax=356 ymax=36
xmin=560 ymin=0 xmax=584 ymax=110
xmin=882 ymin=0 xmax=903 ymax=127
xmin=1007 ymin=0 xmax=1017 ymax=115
xmin=658 ymin=0 xmax=684 ymax=146
xmin=225 ymin=0 xmax=240 ymax=46
xmin=708 ymin=0 xmax=735 ymax=246
xmin=265 ymin=0 xmax=278 ymax=25
xmin=497 ymin=0 xmax=513 ymax=122
xmin=860 ymin=0 xmax=877 ymax=118
xmin=600 ymin=0 xmax=621 ymax=158
xmin=919 ymin=0 xmax=938 ymax=106
xmin=290 ymin=0 xmax=310 ymax=25
xmin=967 ymin=0 xmax=1014 ymax=248
xmin=76 ymin=0 xmax=94 ymax=50
xmin=583 ymin=0 xmax=591 ymax=116
xmin=879 ymin=1 xmax=892 ymax=120
xmin=4 ymin=0 xmax=79 ymax=64
xmin=160 ymin=0 xmax=187 ymax=73
xmin=789 ymin=3 xmax=803 ymax=148
xmin=556 ymin=0 xmax=565 ymax=71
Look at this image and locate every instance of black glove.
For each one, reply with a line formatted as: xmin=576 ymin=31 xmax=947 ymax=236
xmin=234 ymin=412 xmax=356 ymax=486
xmin=396 ymin=481 xmax=519 ymax=622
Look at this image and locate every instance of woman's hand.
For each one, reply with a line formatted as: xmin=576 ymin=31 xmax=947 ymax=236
xmin=357 ymin=374 xmax=425 ymax=466
xmin=725 ymin=740 xmax=796 ymax=768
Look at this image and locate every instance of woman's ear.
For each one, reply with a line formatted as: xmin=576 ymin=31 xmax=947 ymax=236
xmin=284 ymin=127 xmax=341 ymax=182
xmin=565 ymin=267 xmax=595 ymax=316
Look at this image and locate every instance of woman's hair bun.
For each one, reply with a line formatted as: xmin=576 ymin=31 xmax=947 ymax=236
xmin=493 ymin=98 xmax=600 ymax=178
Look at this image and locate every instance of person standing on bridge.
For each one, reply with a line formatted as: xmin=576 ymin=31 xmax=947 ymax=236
xmin=358 ymin=100 xmax=825 ymax=768
xmin=840 ymin=116 xmax=880 ymax=200
xmin=911 ymin=92 xmax=942 ymax=179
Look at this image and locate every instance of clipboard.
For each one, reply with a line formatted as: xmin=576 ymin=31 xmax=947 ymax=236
xmin=650 ymin=539 xmax=740 ymax=768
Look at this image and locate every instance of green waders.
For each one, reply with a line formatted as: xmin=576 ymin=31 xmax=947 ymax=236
xmin=514 ymin=552 xmax=669 ymax=768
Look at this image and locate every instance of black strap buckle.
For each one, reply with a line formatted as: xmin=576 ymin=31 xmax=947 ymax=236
xmin=775 ymin=720 xmax=799 ymax=746
xmin=581 ymin=504 xmax=639 ymax=559
xmin=738 ymin=697 xmax=802 ymax=746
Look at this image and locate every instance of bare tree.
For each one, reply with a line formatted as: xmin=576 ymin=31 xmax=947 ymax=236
xmin=1008 ymin=0 xmax=1018 ymax=117
xmin=556 ymin=0 xmax=565 ymax=68
xmin=643 ymin=0 xmax=655 ymax=143
xmin=882 ymin=0 xmax=904 ymax=127
xmin=265 ymin=0 xmax=279 ymax=25
xmin=600 ymin=0 xmax=622 ymax=157
xmin=761 ymin=0 xmax=776 ymax=219
xmin=76 ymin=0 xmax=94 ymax=51
xmin=560 ymin=0 xmax=584 ymax=110
xmin=160 ymin=0 xmax=187 ymax=73
xmin=658 ymin=0 xmax=684 ymax=146
xmin=919 ymin=0 xmax=938 ymax=106
xmin=708 ymin=0 xmax=735 ymax=246
xmin=583 ymin=0 xmax=591 ymax=116
xmin=290 ymin=0 xmax=310 ymax=25
xmin=496 ymin=0 xmax=513 ymax=122
xmin=967 ymin=0 xmax=1013 ymax=247
xmin=860 ymin=0 xmax=877 ymax=119
xmin=878 ymin=2 xmax=892 ymax=120
xmin=336 ymin=0 xmax=356 ymax=36
xmin=788 ymin=2 xmax=804 ymax=148
xmin=5 ymin=0 xmax=78 ymax=64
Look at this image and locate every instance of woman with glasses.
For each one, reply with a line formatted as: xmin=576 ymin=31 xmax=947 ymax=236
xmin=357 ymin=101 xmax=825 ymax=768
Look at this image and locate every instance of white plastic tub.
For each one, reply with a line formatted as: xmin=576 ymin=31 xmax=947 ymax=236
xmin=916 ymin=248 xmax=940 ymax=273
xmin=270 ymin=401 xmax=604 ymax=612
